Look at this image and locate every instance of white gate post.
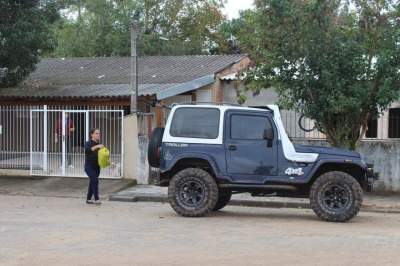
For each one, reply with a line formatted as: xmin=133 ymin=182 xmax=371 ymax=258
xmin=123 ymin=113 xmax=139 ymax=180
xmin=30 ymin=109 xmax=33 ymax=175
xmin=120 ymin=110 xmax=124 ymax=178
xmin=61 ymin=111 xmax=66 ymax=176
xmin=43 ymin=105 xmax=48 ymax=173
xmin=85 ymin=111 xmax=89 ymax=142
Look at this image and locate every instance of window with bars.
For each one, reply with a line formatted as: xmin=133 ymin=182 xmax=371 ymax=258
xmin=389 ymin=108 xmax=400 ymax=138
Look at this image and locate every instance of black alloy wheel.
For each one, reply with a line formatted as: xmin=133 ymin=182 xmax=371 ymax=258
xmin=310 ymin=171 xmax=363 ymax=222
xmin=178 ymin=180 xmax=206 ymax=208
xmin=319 ymin=183 xmax=351 ymax=212
xmin=168 ymin=168 xmax=219 ymax=217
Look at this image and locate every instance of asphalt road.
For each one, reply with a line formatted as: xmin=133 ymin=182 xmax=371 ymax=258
xmin=1 ymin=194 xmax=400 ymax=266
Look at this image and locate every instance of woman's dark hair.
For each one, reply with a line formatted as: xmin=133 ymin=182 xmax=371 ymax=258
xmin=89 ymin=128 xmax=100 ymax=137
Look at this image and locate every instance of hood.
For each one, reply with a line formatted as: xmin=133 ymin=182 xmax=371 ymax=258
xmin=294 ymin=144 xmax=360 ymax=158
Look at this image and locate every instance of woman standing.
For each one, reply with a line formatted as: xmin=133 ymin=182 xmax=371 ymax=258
xmin=85 ymin=128 xmax=103 ymax=204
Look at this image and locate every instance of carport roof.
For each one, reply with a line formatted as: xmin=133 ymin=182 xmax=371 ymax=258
xmin=0 ymin=55 xmax=247 ymax=100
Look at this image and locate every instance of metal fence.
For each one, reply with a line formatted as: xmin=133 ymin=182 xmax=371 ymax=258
xmin=0 ymin=105 xmax=125 ymax=178
xmin=0 ymin=105 xmax=38 ymax=169
xmin=280 ymin=110 xmax=325 ymax=140
xmin=280 ymin=109 xmax=400 ymax=141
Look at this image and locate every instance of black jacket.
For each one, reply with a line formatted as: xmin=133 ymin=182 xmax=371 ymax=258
xmin=84 ymin=140 xmax=100 ymax=168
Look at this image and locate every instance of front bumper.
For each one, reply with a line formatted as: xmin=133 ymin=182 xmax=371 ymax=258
xmin=365 ymin=163 xmax=379 ymax=192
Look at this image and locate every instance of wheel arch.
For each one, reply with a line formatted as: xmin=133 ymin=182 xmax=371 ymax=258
xmin=159 ymin=156 xmax=218 ymax=186
xmin=308 ymin=162 xmax=367 ymax=190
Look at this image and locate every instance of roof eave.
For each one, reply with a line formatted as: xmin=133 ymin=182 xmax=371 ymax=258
xmin=156 ymin=74 xmax=215 ymax=100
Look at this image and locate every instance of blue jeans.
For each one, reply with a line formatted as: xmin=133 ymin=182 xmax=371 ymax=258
xmin=85 ymin=164 xmax=100 ymax=201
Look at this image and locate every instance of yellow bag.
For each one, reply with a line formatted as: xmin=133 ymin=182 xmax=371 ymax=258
xmin=98 ymin=147 xmax=110 ymax=168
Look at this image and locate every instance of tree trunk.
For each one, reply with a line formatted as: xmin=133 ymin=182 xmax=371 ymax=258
xmin=323 ymin=115 xmax=364 ymax=150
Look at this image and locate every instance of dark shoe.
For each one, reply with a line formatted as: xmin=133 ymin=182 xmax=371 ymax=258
xmin=86 ymin=200 xmax=94 ymax=204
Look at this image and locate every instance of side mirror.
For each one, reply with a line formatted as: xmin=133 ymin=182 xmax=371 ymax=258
xmin=263 ymin=128 xmax=274 ymax=140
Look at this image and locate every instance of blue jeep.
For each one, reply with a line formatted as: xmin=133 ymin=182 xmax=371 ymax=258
xmin=148 ymin=103 xmax=377 ymax=222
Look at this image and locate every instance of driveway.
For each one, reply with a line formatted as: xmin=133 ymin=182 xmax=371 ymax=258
xmin=1 ymin=194 xmax=400 ymax=266
xmin=0 ymin=176 xmax=134 ymax=198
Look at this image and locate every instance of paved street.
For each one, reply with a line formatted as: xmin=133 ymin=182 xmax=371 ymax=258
xmin=1 ymin=195 xmax=400 ymax=266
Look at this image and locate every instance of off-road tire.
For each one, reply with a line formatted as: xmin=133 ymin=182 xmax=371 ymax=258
xmin=310 ymin=171 xmax=363 ymax=222
xmin=168 ymin=168 xmax=219 ymax=217
xmin=212 ymin=189 xmax=232 ymax=211
xmin=148 ymin=127 xmax=164 ymax=167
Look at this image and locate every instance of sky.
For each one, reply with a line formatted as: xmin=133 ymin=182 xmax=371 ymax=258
xmin=223 ymin=0 xmax=255 ymax=19
xmin=62 ymin=0 xmax=256 ymax=21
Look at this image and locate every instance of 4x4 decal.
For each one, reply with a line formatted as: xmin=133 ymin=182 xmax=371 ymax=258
xmin=285 ymin=167 xmax=304 ymax=176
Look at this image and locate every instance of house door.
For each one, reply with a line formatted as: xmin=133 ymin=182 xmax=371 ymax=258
xmin=30 ymin=107 xmax=124 ymax=178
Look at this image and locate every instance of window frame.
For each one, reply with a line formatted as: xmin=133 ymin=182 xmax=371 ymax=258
xmin=224 ymin=111 xmax=276 ymax=142
xmin=169 ymin=107 xmax=220 ymax=139
xmin=388 ymin=108 xmax=400 ymax=139
xmin=229 ymin=113 xmax=273 ymax=141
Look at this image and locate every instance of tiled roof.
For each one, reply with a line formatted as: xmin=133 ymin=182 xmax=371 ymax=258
xmin=0 ymin=55 xmax=247 ymax=99
xmin=0 ymin=83 xmax=177 ymax=98
xmin=28 ymin=55 xmax=246 ymax=85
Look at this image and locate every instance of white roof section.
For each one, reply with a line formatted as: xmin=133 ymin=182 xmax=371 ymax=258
xmin=267 ymin=105 xmax=318 ymax=163
xmin=220 ymin=72 xmax=237 ymax=81
xmin=163 ymin=104 xmax=267 ymax=145
xmin=170 ymin=103 xmax=270 ymax=113
xmin=164 ymin=103 xmax=319 ymax=163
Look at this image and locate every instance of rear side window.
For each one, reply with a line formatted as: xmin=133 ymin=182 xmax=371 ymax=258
xmin=231 ymin=114 xmax=272 ymax=140
xmin=170 ymin=107 xmax=220 ymax=139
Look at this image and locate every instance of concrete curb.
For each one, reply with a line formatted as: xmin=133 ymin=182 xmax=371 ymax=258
xmin=109 ymin=194 xmax=400 ymax=214
xmin=109 ymin=194 xmax=165 ymax=203
xmin=361 ymin=205 xmax=400 ymax=214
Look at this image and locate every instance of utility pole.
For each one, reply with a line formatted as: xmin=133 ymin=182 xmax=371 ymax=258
xmin=130 ymin=18 xmax=140 ymax=114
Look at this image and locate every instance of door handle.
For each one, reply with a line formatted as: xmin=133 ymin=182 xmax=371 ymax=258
xmin=228 ymin=145 xmax=237 ymax=151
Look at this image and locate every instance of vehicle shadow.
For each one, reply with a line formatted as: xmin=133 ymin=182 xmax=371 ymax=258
xmin=207 ymin=207 xmax=373 ymax=224
xmin=156 ymin=204 xmax=376 ymax=224
xmin=208 ymin=208 xmax=320 ymax=222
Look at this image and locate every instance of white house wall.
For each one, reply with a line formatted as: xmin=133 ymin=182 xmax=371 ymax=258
xmin=222 ymin=82 xmax=279 ymax=105
xmin=196 ymin=89 xmax=212 ymax=102
xmin=162 ymin=95 xmax=192 ymax=106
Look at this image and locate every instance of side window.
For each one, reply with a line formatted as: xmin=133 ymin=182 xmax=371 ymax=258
xmin=170 ymin=107 xmax=220 ymax=139
xmin=231 ymin=114 xmax=272 ymax=140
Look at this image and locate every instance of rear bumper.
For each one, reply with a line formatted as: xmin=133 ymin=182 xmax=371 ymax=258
xmin=365 ymin=163 xmax=379 ymax=192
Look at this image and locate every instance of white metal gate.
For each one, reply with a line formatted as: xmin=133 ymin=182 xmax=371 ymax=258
xmin=30 ymin=107 xmax=124 ymax=178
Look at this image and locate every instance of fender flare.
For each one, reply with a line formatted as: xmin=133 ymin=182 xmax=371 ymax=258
xmin=307 ymin=159 xmax=367 ymax=183
xmin=162 ymin=152 xmax=221 ymax=176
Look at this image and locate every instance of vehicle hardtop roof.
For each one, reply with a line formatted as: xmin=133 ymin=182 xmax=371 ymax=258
xmin=171 ymin=102 xmax=273 ymax=113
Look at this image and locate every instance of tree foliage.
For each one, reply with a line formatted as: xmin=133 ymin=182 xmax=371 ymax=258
xmin=0 ymin=0 xmax=59 ymax=87
xmin=51 ymin=0 xmax=226 ymax=57
xmin=215 ymin=10 xmax=259 ymax=55
xmin=243 ymin=0 xmax=400 ymax=149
